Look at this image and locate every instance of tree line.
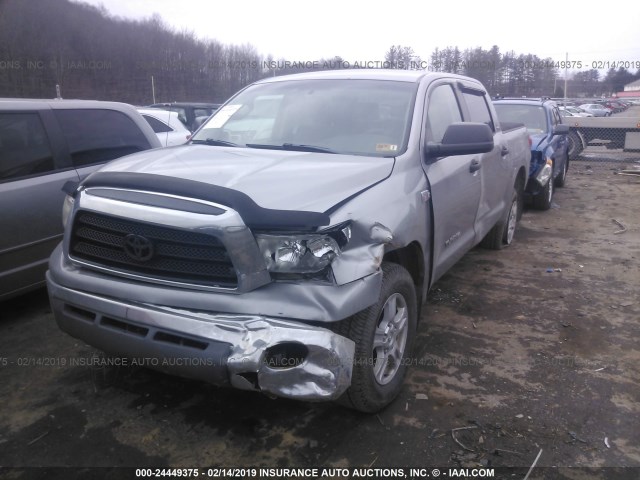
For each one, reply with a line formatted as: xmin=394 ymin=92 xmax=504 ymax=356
xmin=0 ymin=0 xmax=266 ymax=103
xmin=384 ymin=45 xmax=640 ymax=98
xmin=1 ymin=0 xmax=638 ymax=104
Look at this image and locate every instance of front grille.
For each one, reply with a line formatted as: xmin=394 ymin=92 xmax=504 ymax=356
xmin=69 ymin=211 xmax=237 ymax=288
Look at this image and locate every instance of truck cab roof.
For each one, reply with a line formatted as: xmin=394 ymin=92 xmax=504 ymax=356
xmin=493 ymin=97 xmax=558 ymax=107
xmin=255 ymin=69 xmax=488 ymax=86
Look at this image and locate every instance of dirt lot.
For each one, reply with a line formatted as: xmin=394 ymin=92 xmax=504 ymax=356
xmin=1 ymin=160 xmax=639 ymax=478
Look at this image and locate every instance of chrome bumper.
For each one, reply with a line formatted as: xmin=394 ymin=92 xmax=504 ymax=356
xmin=47 ymin=273 xmax=355 ymax=401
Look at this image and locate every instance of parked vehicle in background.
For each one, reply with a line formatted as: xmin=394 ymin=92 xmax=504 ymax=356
xmin=579 ymin=104 xmax=612 ymax=117
xmin=48 ymin=70 xmax=529 ymax=412
xmin=137 ymin=108 xmax=191 ymax=147
xmin=560 ymin=106 xmax=593 ymax=117
xmin=493 ymin=98 xmax=569 ymax=210
xmin=0 ymin=99 xmax=160 ymax=301
xmin=192 ymin=115 xmax=212 ymax=131
xmin=614 ymin=101 xmax=629 ymax=111
xmin=560 ymin=109 xmax=580 ymax=118
xmin=598 ymin=100 xmax=626 ymax=113
xmin=148 ymin=102 xmax=221 ymax=132
xmin=610 ymin=101 xmax=626 ymax=112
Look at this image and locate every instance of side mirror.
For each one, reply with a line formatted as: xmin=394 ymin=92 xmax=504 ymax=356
xmin=426 ymin=122 xmax=494 ymax=157
xmin=552 ymin=124 xmax=570 ymax=135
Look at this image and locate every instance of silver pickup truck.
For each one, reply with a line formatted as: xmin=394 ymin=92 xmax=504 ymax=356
xmin=47 ymin=70 xmax=530 ymax=412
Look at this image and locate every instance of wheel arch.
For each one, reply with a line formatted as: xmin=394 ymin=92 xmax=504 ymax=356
xmin=568 ymin=129 xmax=586 ymax=159
xmin=514 ymin=166 xmax=526 ymax=220
xmin=383 ymin=241 xmax=426 ymax=314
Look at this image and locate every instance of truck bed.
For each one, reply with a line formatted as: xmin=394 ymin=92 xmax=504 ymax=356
xmin=500 ymin=121 xmax=526 ymax=133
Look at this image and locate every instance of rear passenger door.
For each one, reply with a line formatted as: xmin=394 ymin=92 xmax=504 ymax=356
xmin=458 ymin=84 xmax=509 ymax=240
xmin=422 ymin=82 xmax=482 ymax=284
xmin=0 ymin=110 xmax=79 ymax=299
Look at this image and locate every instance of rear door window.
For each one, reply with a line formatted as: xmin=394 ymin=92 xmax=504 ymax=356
xmin=0 ymin=112 xmax=55 ymax=182
xmin=462 ymin=91 xmax=495 ymax=131
xmin=142 ymin=114 xmax=172 ymax=133
xmin=54 ymin=109 xmax=152 ymax=167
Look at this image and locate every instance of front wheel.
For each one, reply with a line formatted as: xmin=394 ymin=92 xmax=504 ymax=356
xmin=334 ymin=262 xmax=417 ymax=413
xmin=567 ymin=132 xmax=583 ymax=159
xmin=533 ymin=175 xmax=554 ymax=210
xmin=554 ymin=159 xmax=568 ymax=188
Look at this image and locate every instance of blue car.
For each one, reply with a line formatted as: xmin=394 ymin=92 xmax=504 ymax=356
xmin=493 ymin=98 xmax=570 ymax=210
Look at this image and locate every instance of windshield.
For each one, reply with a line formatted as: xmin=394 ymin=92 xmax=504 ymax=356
xmin=192 ymin=79 xmax=417 ymax=157
xmin=493 ymin=104 xmax=548 ymax=134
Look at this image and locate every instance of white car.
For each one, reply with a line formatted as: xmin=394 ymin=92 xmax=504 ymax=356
xmin=559 ymin=109 xmax=581 ymax=118
xmin=578 ymin=104 xmax=611 ymax=117
xmin=137 ymin=108 xmax=191 ymax=146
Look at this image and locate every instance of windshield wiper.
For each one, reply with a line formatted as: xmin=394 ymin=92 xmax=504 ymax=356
xmin=191 ymin=138 xmax=238 ymax=147
xmin=283 ymin=143 xmax=337 ymax=153
xmin=246 ymin=143 xmax=337 ymax=154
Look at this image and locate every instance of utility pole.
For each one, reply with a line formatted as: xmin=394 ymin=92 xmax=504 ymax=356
xmin=564 ymin=52 xmax=568 ymax=103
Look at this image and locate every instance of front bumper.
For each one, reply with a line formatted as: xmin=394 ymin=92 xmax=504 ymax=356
xmin=47 ymin=273 xmax=355 ymax=401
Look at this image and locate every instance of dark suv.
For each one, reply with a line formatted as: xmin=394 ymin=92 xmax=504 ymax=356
xmin=0 ymin=99 xmax=160 ymax=301
xmin=148 ymin=102 xmax=221 ymax=131
xmin=493 ymin=98 xmax=569 ymax=210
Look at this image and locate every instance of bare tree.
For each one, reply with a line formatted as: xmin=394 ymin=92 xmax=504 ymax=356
xmin=384 ymin=45 xmax=419 ymax=69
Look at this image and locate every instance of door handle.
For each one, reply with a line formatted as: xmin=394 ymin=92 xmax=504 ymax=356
xmin=469 ymin=159 xmax=481 ymax=173
xmin=501 ymin=145 xmax=509 ymax=156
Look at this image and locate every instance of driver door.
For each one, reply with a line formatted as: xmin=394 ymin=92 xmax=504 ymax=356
xmin=421 ymin=82 xmax=482 ymax=285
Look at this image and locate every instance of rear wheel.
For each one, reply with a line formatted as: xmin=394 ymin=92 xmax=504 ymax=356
xmin=480 ymin=186 xmax=520 ymax=250
xmin=334 ymin=262 xmax=417 ymax=413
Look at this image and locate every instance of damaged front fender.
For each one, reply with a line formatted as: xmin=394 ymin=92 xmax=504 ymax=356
xmin=331 ymin=221 xmax=393 ymax=285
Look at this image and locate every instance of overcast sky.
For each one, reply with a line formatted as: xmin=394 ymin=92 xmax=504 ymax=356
xmin=79 ymin=0 xmax=640 ymax=71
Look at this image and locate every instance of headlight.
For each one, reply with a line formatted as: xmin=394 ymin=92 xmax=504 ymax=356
xmin=256 ymin=224 xmax=350 ymax=277
xmin=536 ymin=158 xmax=553 ymax=186
xmin=62 ymin=195 xmax=75 ymax=227
xmin=256 ymin=234 xmax=341 ymax=274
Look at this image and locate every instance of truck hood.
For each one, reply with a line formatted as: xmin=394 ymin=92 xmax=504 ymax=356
xmin=99 ymin=145 xmax=394 ymax=213
xmin=530 ymin=133 xmax=549 ymax=151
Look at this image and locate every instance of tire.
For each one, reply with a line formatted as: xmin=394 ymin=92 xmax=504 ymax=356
xmin=533 ymin=175 xmax=553 ymax=211
xmin=554 ymin=158 xmax=568 ymax=188
xmin=480 ymin=186 xmax=520 ymax=250
xmin=334 ymin=262 xmax=417 ymax=413
xmin=567 ymin=132 xmax=583 ymax=159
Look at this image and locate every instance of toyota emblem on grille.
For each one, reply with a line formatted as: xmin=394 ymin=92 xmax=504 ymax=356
xmin=123 ymin=234 xmax=154 ymax=262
